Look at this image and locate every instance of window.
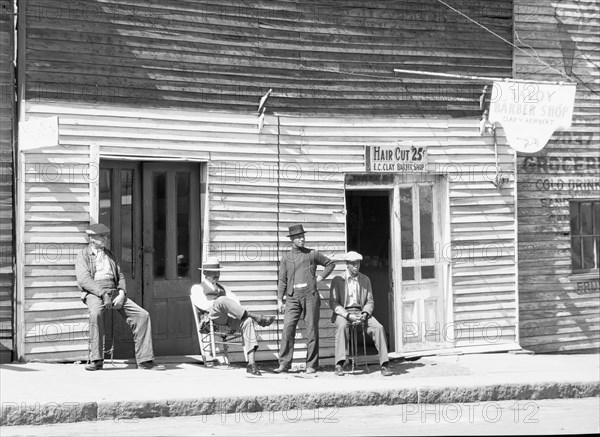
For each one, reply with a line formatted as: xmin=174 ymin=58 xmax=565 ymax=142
xmin=400 ymin=184 xmax=436 ymax=282
xmin=570 ymin=201 xmax=600 ymax=273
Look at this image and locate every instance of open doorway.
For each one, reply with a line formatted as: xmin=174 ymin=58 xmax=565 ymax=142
xmin=345 ymin=190 xmax=393 ymax=353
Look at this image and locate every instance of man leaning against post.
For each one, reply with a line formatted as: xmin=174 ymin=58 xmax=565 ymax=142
xmin=329 ymin=251 xmax=393 ymax=376
xmin=274 ymin=224 xmax=335 ymax=375
xmin=75 ymin=223 xmax=165 ymax=371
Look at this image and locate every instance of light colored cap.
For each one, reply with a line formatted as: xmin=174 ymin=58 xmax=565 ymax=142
xmin=344 ymin=251 xmax=363 ymax=262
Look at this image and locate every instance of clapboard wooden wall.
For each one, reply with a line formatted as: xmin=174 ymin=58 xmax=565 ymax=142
xmin=25 ymin=0 xmax=512 ymax=117
xmin=0 ymin=0 xmax=15 ymax=363
xmin=515 ymin=0 xmax=600 ymax=352
xmin=20 ymin=102 xmax=517 ymax=361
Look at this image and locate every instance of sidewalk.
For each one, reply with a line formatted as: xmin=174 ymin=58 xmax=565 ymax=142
xmin=1 ymin=352 xmax=599 ymax=426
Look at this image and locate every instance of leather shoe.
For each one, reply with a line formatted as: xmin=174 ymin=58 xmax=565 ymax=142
xmin=273 ymin=365 xmax=289 ymax=374
xmin=305 ymin=367 xmax=317 ymax=374
xmin=256 ymin=315 xmax=275 ymax=327
xmin=246 ymin=363 xmax=262 ymax=376
xmin=85 ymin=360 xmax=103 ymax=371
xmin=137 ymin=361 xmax=166 ymax=370
xmin=380 ymin=365 xmax=393 ymax=376
xmin=334 ymin=364 xmax=345 ymax=376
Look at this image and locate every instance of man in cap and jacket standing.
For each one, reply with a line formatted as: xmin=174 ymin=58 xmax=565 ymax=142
xmin=274 ymin=224 xmax=336 ymax=374
xmin=329 ymin=251 xmax=392 ymax=376
xmin=75 ymin=223 xmax=164 ymax=371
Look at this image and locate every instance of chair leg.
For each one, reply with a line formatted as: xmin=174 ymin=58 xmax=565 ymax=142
xmin=362 ymin=322 xmax=369 ymax=373
xmin=209 ymin=320 xmax=217 ymax=361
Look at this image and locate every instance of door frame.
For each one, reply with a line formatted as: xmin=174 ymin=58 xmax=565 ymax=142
xmin=345 ymin=173 xmax=451 ymax=354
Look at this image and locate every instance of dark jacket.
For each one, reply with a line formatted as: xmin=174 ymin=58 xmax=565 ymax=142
xmin=75 ymin=245 xmax=126 ymax=299
xmin=277 ymin=246 xmax=335 ymax=300
xmin=329 ymin=272 xmax=374 ymax=323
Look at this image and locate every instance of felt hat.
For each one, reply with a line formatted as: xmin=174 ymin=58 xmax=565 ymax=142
xmin=200 ymin=256 xmax=222 ymax=271
xmin=86 ymin=223 xmax=111 ymax=235
xmin=344 ymin=251 xmax=363 ymax=262
xmin=287 ymin=224 xmax=306 ymax=237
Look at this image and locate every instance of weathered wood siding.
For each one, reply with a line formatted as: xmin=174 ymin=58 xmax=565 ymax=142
xmin=515 ymin=0 xmax=600 ymax=352
xmin=20 ymin=102 xmax=518 ymax=360
xmin=25 ymin=0 xmax=512 ymax=117
xmin=0 ymin=0 xmax=15 ymax=363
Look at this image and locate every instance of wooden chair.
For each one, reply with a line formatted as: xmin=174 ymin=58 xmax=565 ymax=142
xmin=189 ymin=286 xmax=244 ymax=365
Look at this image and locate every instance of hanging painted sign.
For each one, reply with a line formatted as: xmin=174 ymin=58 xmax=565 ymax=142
xmin=366 ymin=144 xmax=428 ymax=172
xmin=488 ymin=81 xmax=576 ymax=153
xmin=19 ymin=116 xmax=59 ymax=151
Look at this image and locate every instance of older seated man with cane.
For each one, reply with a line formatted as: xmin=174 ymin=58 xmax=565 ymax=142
xmin=329 ymin=251 xmax=393 ymax=376
xmin=75 ymin=223 xmax=164 ymax=371
xmin=191 ymin=256 xmax=275 ymax=376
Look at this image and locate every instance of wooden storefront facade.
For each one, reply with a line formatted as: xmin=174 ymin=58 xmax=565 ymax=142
xmin=515 ymin=0 xmax=600 ymax=353
xmin=12 ymin=0 xmax=523 ymax=362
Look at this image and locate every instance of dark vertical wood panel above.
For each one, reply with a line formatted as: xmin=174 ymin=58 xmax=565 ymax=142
xmin=0 ymin=0 xmax=15 ymax=363
xmin=25 ymin=0 xmax=513 ymax=116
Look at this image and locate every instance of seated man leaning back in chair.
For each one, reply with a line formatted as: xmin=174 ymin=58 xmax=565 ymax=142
xmin=190 ymin=256 xmax=275 ymax=376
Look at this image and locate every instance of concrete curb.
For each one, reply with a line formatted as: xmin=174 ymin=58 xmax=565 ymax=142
xmin=2 ymin=381 xmax=599 ymax=426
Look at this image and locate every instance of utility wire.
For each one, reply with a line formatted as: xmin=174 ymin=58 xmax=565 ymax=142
xmin=434 ymin=0 xmax=575 ymax=83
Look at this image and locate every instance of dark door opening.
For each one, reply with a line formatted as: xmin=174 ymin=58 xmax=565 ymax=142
xmin=345 ymin=190 xmax=393 ymax=353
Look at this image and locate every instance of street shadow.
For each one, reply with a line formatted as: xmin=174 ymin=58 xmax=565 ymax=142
xmin=0 ymin=364 xmax=40 ymax=372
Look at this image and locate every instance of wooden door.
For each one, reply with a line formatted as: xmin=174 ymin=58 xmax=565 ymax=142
xmin=142 ymin=163 xmax=201 ymax=355
xmin=393 ymin=178 xmax=449 ymax=352
xmin=99 ymin=161 xmax=142 ymax=358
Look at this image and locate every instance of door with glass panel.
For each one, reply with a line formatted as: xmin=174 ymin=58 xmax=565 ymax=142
xmin=142 ymin=163 xmax=201 ymax=355
xmin=392 ymin=178 xmax=448 ymax=352
xmin=99 ymin=161 xmax=142 ymax=358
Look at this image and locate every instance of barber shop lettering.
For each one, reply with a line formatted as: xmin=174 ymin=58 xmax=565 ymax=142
xmin=368 ymin=145 xmax=427 ymax=173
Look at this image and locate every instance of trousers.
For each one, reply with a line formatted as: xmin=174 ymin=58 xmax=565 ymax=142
xmin=279 ymin=290 xmax=321 ymax=369
xmin=85 ymin=292 xmax=154 ymax=364
xmin=208 ymin=296 xmax=258 ymax=357
xmin=334 ymin=310 xmax=389 ymax=366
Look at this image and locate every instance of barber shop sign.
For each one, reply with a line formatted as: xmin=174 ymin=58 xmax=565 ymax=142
xmin=488 ymin=81 xmax=576 ymax=153
xmin=366 ymin=144 xmax=428 ymax=173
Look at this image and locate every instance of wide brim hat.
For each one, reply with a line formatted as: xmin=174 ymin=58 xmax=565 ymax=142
xmin=200 ymin=256 xmax=222 ymax=271
xmin=86 ymin=223 xmax=111 ymax=235
xmin=287 ymin=224 xmax=307 ymax=237
xmin=344 ymin=251 xmax=363 ymax=262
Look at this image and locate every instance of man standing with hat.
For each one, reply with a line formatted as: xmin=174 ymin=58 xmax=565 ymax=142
xmin=274 ymin=224 xmax=335 ymax=374
xmin=329 ymin=251 xmax=392 ymax=376
xmin=191 ymin=256 xmax=275 ymax=376
xmin=75 ymin=223 xmax=164 ymax=371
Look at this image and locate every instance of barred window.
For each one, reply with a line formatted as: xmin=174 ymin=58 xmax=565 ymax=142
xmin=570 ymin=201 xmax=600 ymax=272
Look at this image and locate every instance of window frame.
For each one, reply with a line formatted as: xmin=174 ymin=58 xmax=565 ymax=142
xmin=569 ymin=200 xmax=600 ymax=274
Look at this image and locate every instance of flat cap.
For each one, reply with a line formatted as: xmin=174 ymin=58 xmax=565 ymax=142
xmin=86 ymin=223 xmax=111 ymax=235
xmin=344 ymin=251 xmax=363 ymax=262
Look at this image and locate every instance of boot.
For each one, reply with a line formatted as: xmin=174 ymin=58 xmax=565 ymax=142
xmin=248 ymin=312 xmax=275 ymax=327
